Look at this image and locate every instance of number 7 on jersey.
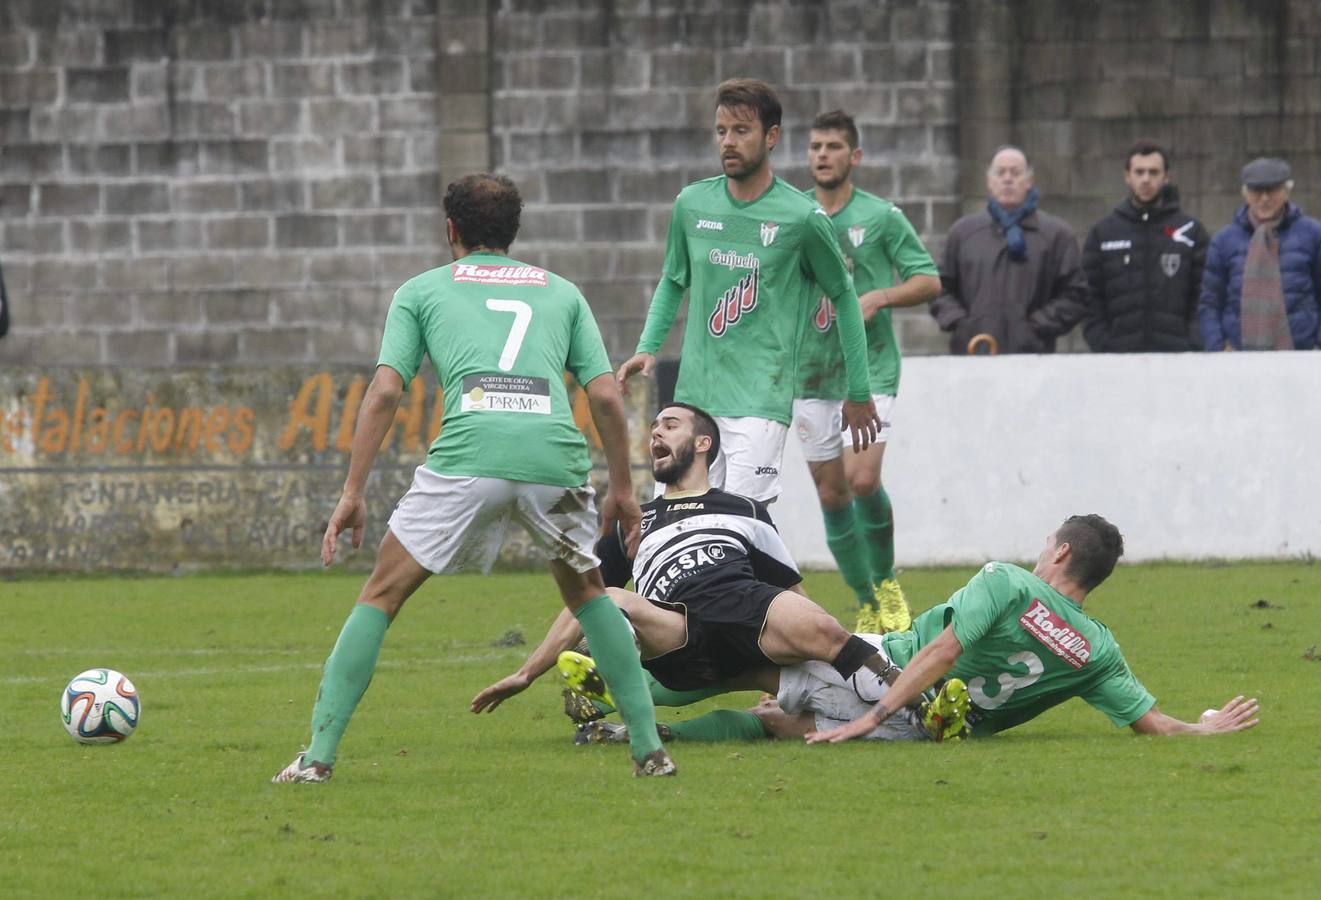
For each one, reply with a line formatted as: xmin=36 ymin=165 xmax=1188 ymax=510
xmin=485 ymin=299 xmax=533 ymax=371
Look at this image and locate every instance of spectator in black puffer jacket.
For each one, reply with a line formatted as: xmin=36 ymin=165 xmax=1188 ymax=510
xmin=1082 ymin=140 xmax=1208 ymax=352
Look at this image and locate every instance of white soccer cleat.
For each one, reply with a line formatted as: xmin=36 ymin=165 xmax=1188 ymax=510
xmin=271 ymin=752 xmax=332 ymax=784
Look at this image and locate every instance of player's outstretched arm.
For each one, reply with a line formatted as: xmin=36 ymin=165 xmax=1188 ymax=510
xmin=806 ymin=626 xmax=964 ymax=744
xmin=470 ymin=607 xmax=585 ymax=713
xmin=584 ymin=373 xmax=642 ymax=542
xmin=321 ymin=365 xmax=405 ymax=566
xmin=1129 ymin=695 xmax=1260 ymax=736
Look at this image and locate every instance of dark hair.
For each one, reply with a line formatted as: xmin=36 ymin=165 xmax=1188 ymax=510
xmin=811 ymin=109 xmax=859 ymax=150
xmin=442 ymin=173 xmax=522 ymax=251
xmin=1125 ymin=139 xmax=1169 ymax=171
xmin=715 ymin=78 xmax=782 ymax=133
xmin=1056 ymin=514 xmax=1124 ymax=591
xmin=666 ymin=401 xmax=720 ymax=467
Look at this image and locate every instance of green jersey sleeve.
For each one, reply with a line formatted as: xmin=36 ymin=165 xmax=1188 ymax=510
xmin=801 ymin=209 xmax=870 ymax=402
xmin=883 ymin=207 xmax=940 ymax=281
xmin=566 ymin=291 xmax=614 ymax=386
xmin=947 ymin=563 xmax=1023 ymax=648
xmin=1078 ymin=657 xmax=1157 ymax=727
xmin=636 ymin=197 xmax=690 ymax=354
xmin=377 ymin=282 xmax=426 ymax=387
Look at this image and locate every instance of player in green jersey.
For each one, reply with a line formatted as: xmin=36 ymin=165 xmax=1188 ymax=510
xmin=802 ymin=514 xmax=1259 ymax=743
xmin=792 ymin=110 xmax=940 ymax=636
xmin=567 ymin=515 xmax=1258 ymax=745
xmin=617 ymin=79 xmax=880 ymax=504
xmin=273 ymin=174 xmax=676 ymax=782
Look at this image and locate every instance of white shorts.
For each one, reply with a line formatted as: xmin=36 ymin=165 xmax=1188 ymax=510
xmin=792 ymin=394 xmax=895 ymax=463
xmin=388 ymin=466 xmax=600 ymax=574
xmin=652 ymin=415 xmax=788 ymax=502
xmin=776 ymin=634 xmax=926 ymax=741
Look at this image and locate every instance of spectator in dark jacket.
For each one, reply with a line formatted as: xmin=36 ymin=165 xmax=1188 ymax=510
xmin=1083 ymin=140 xmax=1208 ymax=352
xmin=931 ymin=146 xmax=1087 ymax=354
xmin=1200 ymin=157 xmax=1321 ymax=351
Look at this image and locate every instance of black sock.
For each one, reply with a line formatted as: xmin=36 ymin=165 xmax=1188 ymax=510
xmin=830 ymin=634 xmax=879 ymax=680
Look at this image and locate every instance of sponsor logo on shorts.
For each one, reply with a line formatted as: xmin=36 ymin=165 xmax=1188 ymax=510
xmin=754 ymin=465 xmax=778 ymax=476
xmin=708 ymin=269 xmax=759 ymax=337
xmin=709 ymin=248 xmax=759 ymax=270
xmin=452 ymin=264 xmax=548 ymax=286
xmin=696 ymin=219 xmax=724 ymax=231
xmin=1019 ymin=599 xmax=1092 ymax=669
xmin=1100 ymin=240 xmax=1131 ymax=251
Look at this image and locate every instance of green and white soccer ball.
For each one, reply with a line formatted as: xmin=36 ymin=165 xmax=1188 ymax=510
xmin=61 ymin=668 xmax=141 ymax=744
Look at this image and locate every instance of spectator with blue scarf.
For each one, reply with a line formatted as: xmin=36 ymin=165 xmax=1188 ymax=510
xmin=931 ymin=146 xmax=1088 ymax=354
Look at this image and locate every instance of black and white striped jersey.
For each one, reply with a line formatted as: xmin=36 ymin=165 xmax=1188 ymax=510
xmin=596 ymin=488 xmax=801 ymax=603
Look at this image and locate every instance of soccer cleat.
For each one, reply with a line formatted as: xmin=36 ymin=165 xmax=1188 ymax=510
xmin=920 ymin=678 xmax=970 ymax=742
xmin=874 ymin=578 xmax=913 ymax=633
xmin=563 ymin=688 xmax=606 ymax=725
xmin=557 ymin=650 xmax=615 ymax=708
xmin=854 ymin=604 xmax=882 ymax=635
xmin=573 ymin=720 xmax=673 ymax=745
xmin=271 ymin=752 xmax=333 ymax=784
xmin=633 ymin=748 xmax=677 ymax=777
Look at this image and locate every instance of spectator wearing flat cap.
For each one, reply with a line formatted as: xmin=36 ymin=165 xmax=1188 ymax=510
xmin=1199 ymin=157 xmax=1321 ymax=350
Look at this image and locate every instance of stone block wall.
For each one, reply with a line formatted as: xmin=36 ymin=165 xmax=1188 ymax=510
xmin=2 ymin=0 xmax=1320 ymax=366
xmin=0 ymin=0 xmax=445 ymax=367
xmin=493 ymin=0 xmax=959 ymax=357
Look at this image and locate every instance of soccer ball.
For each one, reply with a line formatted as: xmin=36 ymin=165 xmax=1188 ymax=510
xmin=61 ymin=669 xmax=140 ymax=744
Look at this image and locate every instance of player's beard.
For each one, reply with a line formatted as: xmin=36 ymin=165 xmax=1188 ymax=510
xmin=652 ymin=438 xmax=697 ymax=484
xmin=724 ymin=143 xmax=769 ymax=181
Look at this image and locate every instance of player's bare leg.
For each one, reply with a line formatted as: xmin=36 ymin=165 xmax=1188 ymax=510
xmin=550 ymin=563 xmax=674 ymax=775
xmin=276 ymin=530 xmax=431 ymax=783
xmin=758 ymin=590 xmax=900 ymax=686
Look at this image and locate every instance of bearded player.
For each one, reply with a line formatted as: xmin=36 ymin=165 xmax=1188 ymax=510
xmin=272 ymin=174 xmax=675 ymax=782
xmin=617 ymin=79 xmax=880 ymax=504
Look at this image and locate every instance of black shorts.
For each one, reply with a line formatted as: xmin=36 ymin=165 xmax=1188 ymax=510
xmin=641 ymin=579 xmax=785 ymax=692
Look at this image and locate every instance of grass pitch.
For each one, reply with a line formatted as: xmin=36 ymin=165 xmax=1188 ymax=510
xmin=4 ymin=562 xmax=1319 ymax=898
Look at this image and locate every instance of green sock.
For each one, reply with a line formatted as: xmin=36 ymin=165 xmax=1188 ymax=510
xmin=854 ymin=487 xmax=896 ymax=583
xmin=574 ymin=595 xmax=663 ymax=760
xmin=667 ymin=709 xmax=767 ymax=742
xmin=648 ymin=673 xmax=728 ymax=707
xmin=822 ymin=503 xmax=876 ymax=608
xmin=305 ymin=603 xmax=390 ymax=766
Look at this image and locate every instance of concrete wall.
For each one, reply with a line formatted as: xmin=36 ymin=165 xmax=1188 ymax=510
xmin=777 ymin=352 xmax=1321 ymax=567
xmin=1 ymin=1 xmax=1319 ymax=356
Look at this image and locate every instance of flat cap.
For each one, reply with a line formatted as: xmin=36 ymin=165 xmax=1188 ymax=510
xmin=1241 ymin=157 xmax=1291 ymax=189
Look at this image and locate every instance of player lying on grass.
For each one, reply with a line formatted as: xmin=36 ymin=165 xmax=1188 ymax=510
xmin=273 ymin=174 xmax=675 ymax=783
xmin=470 ymin=403 xmax=930 ymax=738
xmin=576 ymin=514 xmax=1259 ymax=746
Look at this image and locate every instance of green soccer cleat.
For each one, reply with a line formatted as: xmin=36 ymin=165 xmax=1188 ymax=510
xmin=921 ymin=678 xmax=970 ymax=742
xmin=874 ymin=578 xmax=913 ymax=633
xmin=557 ymin=650 xmax=615 ymax=708
xmin=854 ymin=603 xmax=882 ymax=635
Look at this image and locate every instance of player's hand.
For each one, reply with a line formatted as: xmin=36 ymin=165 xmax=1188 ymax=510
xmin=469 ymin=672 xmax=533 ymax=714
xmin=1197 ymin=695 xmax=1260 ymax=734
xmin=602 ymin=487 xmax=642 ymax=544
xmin=321 ymin=493 xmax=367 ymax=566
xmin=615 ymin=352 xmax=655 ymax=394
xmin=805 ymin=710 xmax=881 ymax=744
xmin=841 ymin=398 xmax=881 ymax=453
xmin=857 ymin=289 xmax=889 ymax=322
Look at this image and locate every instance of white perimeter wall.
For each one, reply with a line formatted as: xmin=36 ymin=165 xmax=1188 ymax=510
xmin=777 ymin=353 xmax=1321 ymax=566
